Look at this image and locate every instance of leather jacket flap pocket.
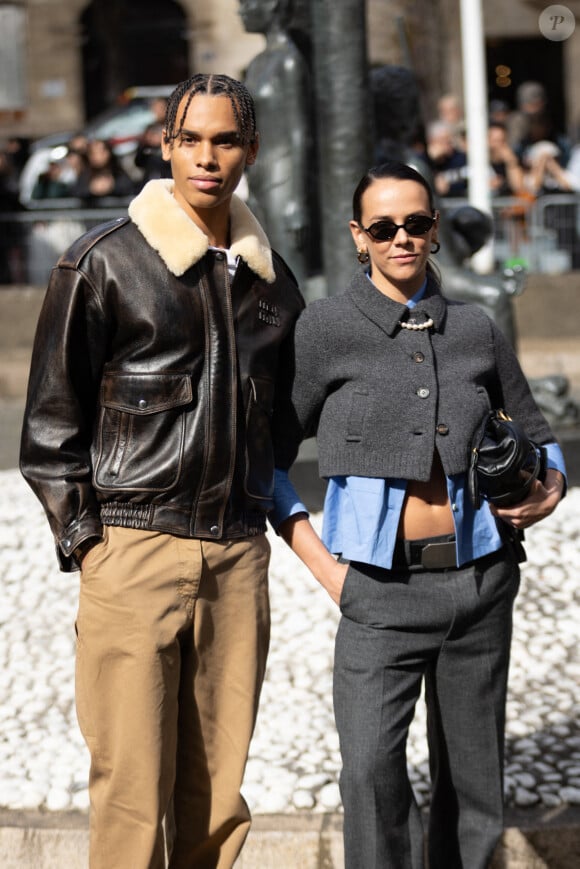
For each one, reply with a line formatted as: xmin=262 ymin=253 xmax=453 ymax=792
xmin=94 ymin=373 xmax=192 ymax=492
xmin=100 ymin=373 xmax=193 ymax=415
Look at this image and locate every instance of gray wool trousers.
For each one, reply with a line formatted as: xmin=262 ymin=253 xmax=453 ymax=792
xmin=334 ymin=545 xmax=520 ymax=869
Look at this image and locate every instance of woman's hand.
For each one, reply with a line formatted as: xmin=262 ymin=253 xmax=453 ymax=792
xmin=491 ymin=469 xmax=565 ymax=530
xmin=322 ymin=560 xmax=349 ymax=606
xmin=277 ymin=513 xmax=349 ymax=606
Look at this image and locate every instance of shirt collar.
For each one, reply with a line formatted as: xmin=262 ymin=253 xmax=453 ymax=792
xmin=406 ymin=277 xmax=428 ymax=309
xmin=352 ymin=270 xmax=446 ymax=336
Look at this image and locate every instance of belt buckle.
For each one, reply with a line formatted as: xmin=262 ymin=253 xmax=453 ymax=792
xmin=420 ymin=541 xmax=456 ymax=569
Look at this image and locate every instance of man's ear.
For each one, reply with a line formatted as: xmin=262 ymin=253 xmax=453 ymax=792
xmin=246 ymin=132 xmax=260 ymax=166
xmin=161 ymin=132 xmax=172 ymax=162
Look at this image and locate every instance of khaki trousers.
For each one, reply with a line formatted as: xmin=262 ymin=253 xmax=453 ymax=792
xmin=75 ymin=526 xmax=271 ymax=869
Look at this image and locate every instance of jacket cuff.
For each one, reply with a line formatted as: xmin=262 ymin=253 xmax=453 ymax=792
xmin=57 ymin=517 xmax=103 ymax=572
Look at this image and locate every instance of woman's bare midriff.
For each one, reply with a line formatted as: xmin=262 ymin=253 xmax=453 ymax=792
xmin=398 ymin=452 xmax=455 ymax=540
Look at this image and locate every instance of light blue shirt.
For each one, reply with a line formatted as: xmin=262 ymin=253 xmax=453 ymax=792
xmin=270 ymin=279 xmax=567 ymax=568
xmin=272 ymin=443 xmax=565 ymax=569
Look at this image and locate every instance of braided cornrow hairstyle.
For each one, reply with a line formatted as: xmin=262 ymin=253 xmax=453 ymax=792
xmin=163 ymin=74 xmax=257 ymax=147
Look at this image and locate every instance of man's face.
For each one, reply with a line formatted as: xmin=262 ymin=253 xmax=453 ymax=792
xmin=428 ymin=130 xmax=454 ymax=162
xmin=162 ymin=94 xmax=258 ymax=222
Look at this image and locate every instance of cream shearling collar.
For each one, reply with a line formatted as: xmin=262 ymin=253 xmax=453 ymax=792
xmin=128 ymin=179 xmax=275 ymax=282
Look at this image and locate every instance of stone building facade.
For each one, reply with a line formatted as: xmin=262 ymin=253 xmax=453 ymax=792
xmin=1 ymin=0 xmax=579 ymax=141
xmin=366 ymin=0 xmax=580 ymax=135
xmin=0 ymin=0 xmax=264 ymax=138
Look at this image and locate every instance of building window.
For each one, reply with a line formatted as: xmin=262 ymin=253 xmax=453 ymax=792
xmin=0 ymin=4 xmax=26 ymax=110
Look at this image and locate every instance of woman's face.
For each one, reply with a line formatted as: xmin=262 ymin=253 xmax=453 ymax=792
xmin=349 ymin=178 xmax=438 ymax=302
xmin=87 ymin=140 xmax=113 ymax=169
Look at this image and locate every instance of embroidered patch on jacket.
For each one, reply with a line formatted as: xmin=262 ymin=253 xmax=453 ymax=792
xmin=257 ymin=298 xmax=281 ymax=327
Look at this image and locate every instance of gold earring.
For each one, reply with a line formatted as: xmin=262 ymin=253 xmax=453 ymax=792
xmin=357 ymin=248 xmax=370 ymax=264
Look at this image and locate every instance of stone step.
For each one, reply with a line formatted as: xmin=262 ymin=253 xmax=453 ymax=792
xmin=1 ymin=811 xmax=580 ymax=869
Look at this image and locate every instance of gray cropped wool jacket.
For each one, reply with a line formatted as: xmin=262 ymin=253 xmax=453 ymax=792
xmin=277 ymin=270 xmax=554 ymax=480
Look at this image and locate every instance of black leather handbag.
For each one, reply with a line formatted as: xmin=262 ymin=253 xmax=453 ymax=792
xmin=468 ymin=409 xmax=547 ymax=509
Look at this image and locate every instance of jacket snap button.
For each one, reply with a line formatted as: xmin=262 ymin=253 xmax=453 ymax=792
xmin=416 ymin=387 xmax=430 ymax=399
xmin=210 ymin=525 xmax=219 ymax=535
xmin=436 ymin=423 xmax=449 ymax=435
xmin=138 ymin=399 xmax=147 ymax=409
xmin=413 ymin=352 xmax=425 ymax=363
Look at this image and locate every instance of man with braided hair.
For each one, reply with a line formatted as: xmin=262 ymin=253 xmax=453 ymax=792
xmin=20 ymin=73 xmax=304 ymax=868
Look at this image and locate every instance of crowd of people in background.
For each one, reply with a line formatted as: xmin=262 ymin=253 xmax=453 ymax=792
xmin=0 ymin=96 xmax=171 ymax=210
xmin=0 ymin=99 xmax=173 ymax=283
xmin=2 ymin=81 xmax=580 ymax=282
xmin=423 ymin=81 xmax=580 ymax=199
xmin=29 ymin=126 xmax=169 ymax=204
xmin=2 ymin=83 xmax=580 ymax=210
xmin=412 ymin=81 xmax=580 ymax=270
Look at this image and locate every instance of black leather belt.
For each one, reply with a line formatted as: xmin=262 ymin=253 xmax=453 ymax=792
xmin=392 ymin=534 xmax=457 ymax=570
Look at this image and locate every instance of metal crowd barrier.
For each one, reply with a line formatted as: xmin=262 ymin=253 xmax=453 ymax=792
xmin=1 ymin=193 xmax=579 ymax=287
xmin=0 ymin=199 xmax=131 ymax=287
xmin=441 ymin=193 xmax=580 ymax=274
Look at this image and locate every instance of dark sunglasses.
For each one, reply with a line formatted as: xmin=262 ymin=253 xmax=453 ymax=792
xmin=360 ymin=214 xmax=436 ymax=241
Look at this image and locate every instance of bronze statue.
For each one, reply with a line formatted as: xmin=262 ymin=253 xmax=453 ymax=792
xmin=239 ymin=0 xmax=313 ymax=283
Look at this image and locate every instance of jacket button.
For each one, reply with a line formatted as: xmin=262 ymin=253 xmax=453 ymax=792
xmin=412 ymin=351 xmax=425 ymax=363
xmin=62 ymin=538 xmax=71 ymax=551
xmin=215 ymin=251 xmax=225 ymax=261
xmin=210 ymin=525 xmax=219 ymax=535
xmin=436 ymin=423 xmax=449 ymax=435
xmin=416 ymin=387 xmax=430 ymax=399
xmin=138 ymin=399 xmax=147 ymax=409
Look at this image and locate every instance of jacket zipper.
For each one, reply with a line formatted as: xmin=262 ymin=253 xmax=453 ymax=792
xmin=191 ymin=253 xmax=238 ymax=536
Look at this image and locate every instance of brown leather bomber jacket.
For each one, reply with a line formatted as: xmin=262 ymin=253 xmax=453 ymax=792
xmin=20 ymin=181 xmax=304 ymax=571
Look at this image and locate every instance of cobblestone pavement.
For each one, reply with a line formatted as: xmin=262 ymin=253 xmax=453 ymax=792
xmin=0 ymin=469 xmax=579 ymax=818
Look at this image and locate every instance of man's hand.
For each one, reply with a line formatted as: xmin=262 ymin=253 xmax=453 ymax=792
xmin=73 ymin=536 xmax=100 ymax=568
